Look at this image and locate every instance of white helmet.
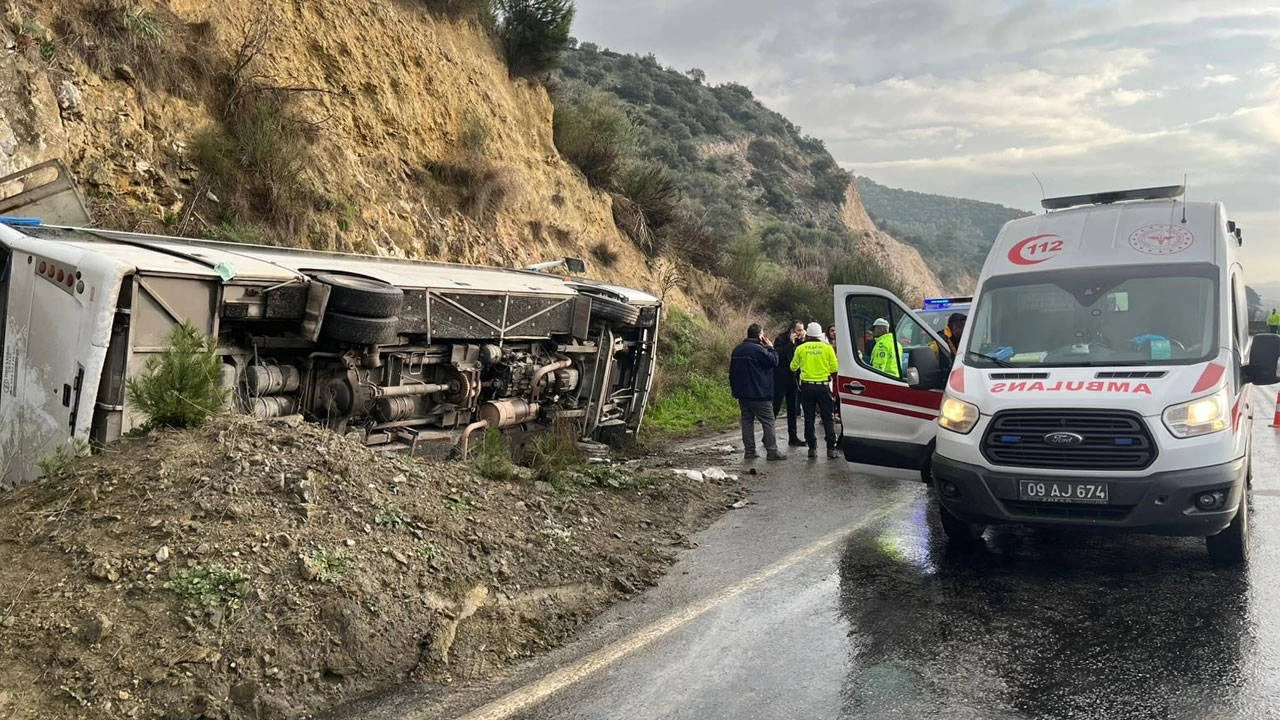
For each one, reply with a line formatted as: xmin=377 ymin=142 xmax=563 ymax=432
xmin=806 ymin=322 xmax=824 ymax=338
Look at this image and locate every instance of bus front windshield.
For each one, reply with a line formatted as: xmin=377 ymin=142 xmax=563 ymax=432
xmin=966 ymin=264 xmax=1218 ymax=368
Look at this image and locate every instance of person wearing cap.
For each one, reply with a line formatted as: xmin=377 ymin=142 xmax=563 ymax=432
xmin=1269 ymin=308 xmax=1280 ymax=334
xmin=729 ymin=323 xmax=786 ymax=461
xmin=790 ymin=322 xmax=840 ymax=459
xmin=870 ymin=317 xmax=903 ymax=378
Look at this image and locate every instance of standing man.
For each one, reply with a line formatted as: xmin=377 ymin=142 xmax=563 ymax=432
xmin=870 ymin=317 xmax=903 ymax=378
xmin=772 ymin=321 xmax=806 ymax=447
xmin=730 ymin=324 xmax=786 ymax=461
xmin=1269 ymin=308 xmax=1280 ymax=334
xmin=791 ymin=322 xmax=840 ymax=459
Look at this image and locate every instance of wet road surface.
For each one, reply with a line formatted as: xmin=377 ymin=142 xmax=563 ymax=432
xmin=345 ymin=387 xmax=1280 ymax=720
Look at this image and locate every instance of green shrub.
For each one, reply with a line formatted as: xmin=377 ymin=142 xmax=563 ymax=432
xmin=36 ymin=438 xmax=91 ymax=480
xmin=827 ymin=256 xmax=916 ymax=307
xmin=471 ymin=428 xmax=516 ymax=481
xmin=165 ymin=564 xmax=247 ymax=607
xmin=302 ymin=547 xmax=350 ymax=583
xmin=126 ymin=321 xmax=228 ymax=429
xmin=496 ymin=0 xmax=574 ymax=76
xmin=552 ymin=90 xmax=631 ymax=187
xmin=612 ymin=162 xmax=679 ymax=234
xmin=528 ymin=421 xmax=584 ymax=482
xmin=192 ymin=88 xmax=316 ymax=235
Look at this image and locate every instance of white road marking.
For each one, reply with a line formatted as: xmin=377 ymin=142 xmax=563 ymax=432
xmin=432 ymin=502 xmax=909 ymax=720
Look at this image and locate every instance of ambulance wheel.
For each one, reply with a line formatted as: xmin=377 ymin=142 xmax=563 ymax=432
xmin=1206 ymin=489 xmax=1249 ymax=566
xmin=320 ymin=312 xmax=401 ymax=345
xmin=313 ymin=273 xmax=404 ymax=319
xmin=938 ymin=502 xmax=984 ymax=544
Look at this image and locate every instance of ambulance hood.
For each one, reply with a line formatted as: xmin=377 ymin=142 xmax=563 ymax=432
xmin=948 ymin=355 xmax=1234 ymax=419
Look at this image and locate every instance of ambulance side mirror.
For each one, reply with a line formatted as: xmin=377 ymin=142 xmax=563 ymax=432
xmin=1244 ymin=333 xmax=1280 ymax=386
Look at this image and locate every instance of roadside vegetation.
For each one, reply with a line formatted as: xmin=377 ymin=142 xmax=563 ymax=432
xmin=643 ymin=307 xmax=759 ymax=440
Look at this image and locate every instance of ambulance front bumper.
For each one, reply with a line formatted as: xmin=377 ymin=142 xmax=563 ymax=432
xmin=930 ymin=454 xmax=1246 ymax=536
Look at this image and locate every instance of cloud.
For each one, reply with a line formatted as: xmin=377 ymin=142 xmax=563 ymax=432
xmin=1200 ymin=73 xmax=1240 ymax=87
xmin=573 ymin=0 xmax=1280 ymax=274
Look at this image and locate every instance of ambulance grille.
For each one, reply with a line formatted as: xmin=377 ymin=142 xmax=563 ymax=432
xmin=982 ymin=409 xmax=1157 ymax=471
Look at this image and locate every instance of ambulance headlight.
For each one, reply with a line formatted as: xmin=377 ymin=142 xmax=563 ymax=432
xmin=1162 ymin=388 xmax=1230 ymax=438
xmin=939 ymin=395 xmax=980 ymax=434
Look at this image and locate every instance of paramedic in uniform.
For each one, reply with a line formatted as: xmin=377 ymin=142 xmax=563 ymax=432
xmin=790 ymin=322 xmax=840 ymax=459
xmin=870 ymin=317 xmax=903 ymax=378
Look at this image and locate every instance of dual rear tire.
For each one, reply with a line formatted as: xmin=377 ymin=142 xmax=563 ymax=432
xmin=313 ymin=273 xmax=404 ymax=345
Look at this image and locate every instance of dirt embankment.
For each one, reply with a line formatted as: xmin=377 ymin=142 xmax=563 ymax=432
xmin=0 ymin=418 xmax=744 ymax=719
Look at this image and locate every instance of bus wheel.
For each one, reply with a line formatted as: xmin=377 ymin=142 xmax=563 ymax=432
xmin=313 ymin=273 xmax=404 ymax=318
xmin=320 ymin=312 xmax=401 ymax=345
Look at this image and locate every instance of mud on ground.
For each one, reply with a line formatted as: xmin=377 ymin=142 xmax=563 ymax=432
xmin=0 ymin=417 xmax=745 ymax=719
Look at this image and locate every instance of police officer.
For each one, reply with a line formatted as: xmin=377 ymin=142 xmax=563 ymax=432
xmin=790 ymin=322 xmax=840 ymax=459
xmin=1269 ymin=308 xmax=1280 ymax=334
xmin=870 ymin=317 xmax=903 ymax=378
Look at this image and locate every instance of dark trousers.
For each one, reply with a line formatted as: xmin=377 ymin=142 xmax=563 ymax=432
xmin=772 ymin=374 xmax=800 ymax=441
xmin=800 ymin=382 xmax=836 ymax=450
xmin=738 ymin=399 xmax=778 ymax=455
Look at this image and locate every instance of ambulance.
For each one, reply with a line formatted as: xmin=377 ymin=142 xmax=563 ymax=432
xmin=834 ymin=185 xmax=1279 ymax=564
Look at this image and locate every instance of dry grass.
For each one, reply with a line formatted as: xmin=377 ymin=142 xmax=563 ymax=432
xmin=53 ymin=0 xmax=218 ymax=97
xmin=422 ymin=157 xmax=515 ymax=222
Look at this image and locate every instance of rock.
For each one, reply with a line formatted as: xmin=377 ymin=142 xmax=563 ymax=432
xmin=229 ymin=681 xmax=259 ymax=709
xmin=390 ymin=549 xmax=410 ymax=566
xmin=729 ymin=499 xmax=751 ymax=510
xmin=298 ymin=555 xmax=318 ymax=581
xmin=81 ymin=613 xmax=113 ymax=644
xmin=1 ymin=615 xmax=15 ymax=628
xmin=90 ymin=558 xmax=119 ymax=582
xmin=533 ymin=480 xmax=553 ymax=493
xmin=513 ymin=467 xmax=534 ymax=481
xmin=155 ymin=545 xmax=170 ymax=563
xmin=115 ymin=64 xmax=136 ymax=82
xmin=56 ymin=81 xmax=82 ymax=119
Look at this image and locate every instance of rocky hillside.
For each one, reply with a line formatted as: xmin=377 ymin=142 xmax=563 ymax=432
xmin=557 ymin=43 xmax=946 ymax=305
xmin=854 ymin=176 xmax=1032 ymax=292
xmin=0 ymin=0 xmax=673 ymax=294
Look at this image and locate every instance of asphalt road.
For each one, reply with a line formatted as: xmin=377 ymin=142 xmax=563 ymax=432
xmin=345 ymin=387 xmax=1280 ymax=720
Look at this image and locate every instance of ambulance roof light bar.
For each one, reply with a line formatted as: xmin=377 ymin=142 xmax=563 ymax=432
xmin=1041 ymin=185 xmax=1184 ymax=211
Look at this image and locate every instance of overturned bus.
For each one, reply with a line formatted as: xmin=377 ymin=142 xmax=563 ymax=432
xmin=0 ymin=222 xmax=660 ymax=485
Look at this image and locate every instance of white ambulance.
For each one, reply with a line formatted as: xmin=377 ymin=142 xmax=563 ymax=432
xmin=835 ymin=185 xmax=1279 ymax=564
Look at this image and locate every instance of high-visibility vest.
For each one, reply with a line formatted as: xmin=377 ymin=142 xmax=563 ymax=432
xmin=790 ymin=340 xmax=838 ymax=382
xmin=871 ymin=333 xmax=903 ymax=378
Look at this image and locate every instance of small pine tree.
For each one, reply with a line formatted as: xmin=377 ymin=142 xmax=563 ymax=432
xmin=126 ymin=321 xmax=228 ymax=429
xmin=497 ymin=0 xmax=574 ymax=76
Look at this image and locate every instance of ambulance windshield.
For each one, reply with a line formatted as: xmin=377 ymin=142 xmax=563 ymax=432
xmin=965 ymin=264 xmax=1218 ymax=368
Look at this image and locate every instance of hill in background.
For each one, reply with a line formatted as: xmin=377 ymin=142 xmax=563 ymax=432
xmin=555 ymin=43 xmax=945 ymax=318
xmin=853 ymin=176 xmax=1032 ymax=291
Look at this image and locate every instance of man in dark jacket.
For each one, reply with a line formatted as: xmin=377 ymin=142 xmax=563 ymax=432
xmin=772 ymin=320 xmax=805 ymax=447
xmin=730 ymin=324 xmax=786 ymax=461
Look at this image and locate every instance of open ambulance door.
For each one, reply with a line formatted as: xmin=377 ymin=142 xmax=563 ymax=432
xmin=834 ymin=285 xmax=954 ymax=481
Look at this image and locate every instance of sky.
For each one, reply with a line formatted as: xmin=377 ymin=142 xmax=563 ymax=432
xmin=573 ymin=0 xmax=1280 ymax=279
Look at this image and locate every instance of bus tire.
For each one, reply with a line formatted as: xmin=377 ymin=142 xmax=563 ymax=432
xmin=313 ymin=273 xmax=404 ymax=319
xmin=320 ymin=311 xmax=401 ymax=345
xmin=588 ymin=296 xmax=640 ymax=326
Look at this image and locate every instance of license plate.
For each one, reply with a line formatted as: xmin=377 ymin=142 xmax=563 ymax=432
xmin=1018 ymin=480 xmax=1110 ymax=504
